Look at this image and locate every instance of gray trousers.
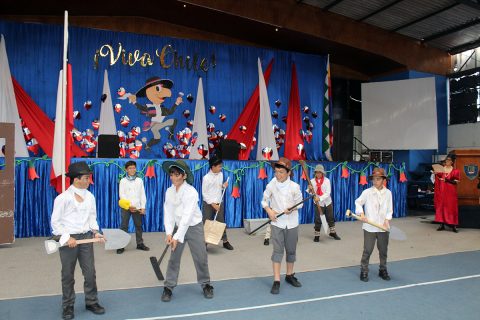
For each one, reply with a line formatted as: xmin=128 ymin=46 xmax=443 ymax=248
xmin=271 ymin=225 xmax=298 ymax=263
xmin=120 ymin=209 xmax=144 ymax=245
xmin=59 ymin=232 xmax=98 ymax=308
xmin=314 ymin=204 xmax=335 ymax=232
xmin=361 ymin=230 xmax=389 ymax=273
xmin=164 ymin=222 xmax=210 ymax=289
xmin=202 ymin=201 xmax=227 ymax=241
xmin=151 ymin=118 xmax=175 ymax=140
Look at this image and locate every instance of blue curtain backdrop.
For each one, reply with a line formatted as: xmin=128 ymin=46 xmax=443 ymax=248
xmin=0 ymin=20 xmax=328 ymax=160
xmin=10 ymin=158 xmax=407 ymax=238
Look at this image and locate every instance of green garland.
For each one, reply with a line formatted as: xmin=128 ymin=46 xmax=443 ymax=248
xmin=1 ymin=157 xmax=407 ymax=183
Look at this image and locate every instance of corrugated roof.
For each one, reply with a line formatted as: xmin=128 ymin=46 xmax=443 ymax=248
xmin=305 ymin=0 xmax=480 ymax=53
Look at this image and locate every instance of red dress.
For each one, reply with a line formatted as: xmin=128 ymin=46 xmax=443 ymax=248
xmin=434 ymin=169 xmax=460 ymax=225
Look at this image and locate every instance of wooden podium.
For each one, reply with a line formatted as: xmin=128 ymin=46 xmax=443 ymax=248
xmin=0 ymin=123 xmax=15 ymax=245
xmin=452 ymin=149 xmax=480 ymax=206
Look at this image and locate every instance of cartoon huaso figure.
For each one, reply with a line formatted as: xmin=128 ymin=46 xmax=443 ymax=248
xmin=128 ymin=77 xmax=182 ymax=150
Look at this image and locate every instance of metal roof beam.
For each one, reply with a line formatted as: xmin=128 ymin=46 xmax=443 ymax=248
xmin=423 ymin=17 xmax=480 ymax=42
xmin=455 ymin=0 xmax=480 ymax=11
xmin=323 ymin=0 xmax=345 ymax=11
xmin=357 ymin=0 xmax=405 ymax=22
xmin=449 ymin=37 xmax=480 ymax=54
xmin=392 ymin=3 xmax=459 ymax=32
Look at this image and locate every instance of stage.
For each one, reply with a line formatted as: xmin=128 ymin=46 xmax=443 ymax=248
xmin=0 ymin=215 xmax=479 ymax=300
xmin=7 ymin=158 xmax=407 ymax=238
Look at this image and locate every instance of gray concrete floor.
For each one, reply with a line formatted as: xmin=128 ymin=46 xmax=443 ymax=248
xmin=0 ymin=214 xmax=479 ymax=300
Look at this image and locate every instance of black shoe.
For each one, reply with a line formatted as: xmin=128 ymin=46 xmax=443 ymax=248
xmin=285 ymin=273 xmax=302 ymax=287
xmin=313 ymin=236 xmax=320 ymax=242
xmin=223 ymin=241 xmax=234 ymax=250
xmin=264 ymin=238 xmax=270 ymax=246
xmin=203 ymin=284 xmax=214 ymax=299
xmin=85 ymin=303 xmax=105 ymax=315
xmin=62 ymin=306 xmax=74 ymax=320
xmin=452 ymin=226 xmax=459 ymax=233
xmin=329 ymin=233 xmax=341 ymax=240
xmin=379 ymin=270 xmax=391 ymax=281
xmin=437 ymin=224 xmax=445 ymax=231
xmin=360 ymin=271 xmax=369 ymax=282
xmin=137 ymin=244 xmax=150 ymax=251
xmin=116 ymin=248 xmax=124 ymax=254
xmin=270 ymin=281 xmax=280 ymax=294
xmin=161 ymin=287 xmax=172 ymax=302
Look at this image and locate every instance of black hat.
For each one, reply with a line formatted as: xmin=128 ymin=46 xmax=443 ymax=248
xmin=208 ymin=155 xmax=223 ymax=168
xmin=135 ymin=77 xmax=174 ymax=97
xmin=65 ymin=161 xmax=92 ymax=178
xmin=162 ymin=160 xmax=194 ymax=185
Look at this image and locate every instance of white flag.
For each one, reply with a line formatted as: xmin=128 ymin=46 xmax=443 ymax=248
xmin=51 ymin=70 xmax=65 ymax=180
xmin=256 ymin=58 xmax=278 ymax=161
xmin=98 ymin=69 xmax=117 ymax=136
xmin=0 ymin=34 xmax=28 ymax=157
xmin=189 ymin=77 xmax=209 ymax=160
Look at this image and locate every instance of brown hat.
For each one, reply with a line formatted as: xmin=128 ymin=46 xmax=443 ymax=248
xmin=274 ymin=157 xmax=292 ymax=172
xmin=369 ymin=167 xmax=387 ymax=180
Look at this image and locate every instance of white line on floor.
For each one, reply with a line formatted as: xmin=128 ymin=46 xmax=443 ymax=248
xmin=127 ymin=274 xmax=480 ymax=320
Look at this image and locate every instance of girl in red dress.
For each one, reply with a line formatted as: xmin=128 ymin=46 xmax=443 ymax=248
xmin=434 ymin=154 xmax=460 ymax=233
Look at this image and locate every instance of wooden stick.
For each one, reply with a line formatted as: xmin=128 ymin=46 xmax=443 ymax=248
xmin=345 ymin=209 xmax=389 ymax=232
xmin=248 ymin=195 xmax=314 ymax=235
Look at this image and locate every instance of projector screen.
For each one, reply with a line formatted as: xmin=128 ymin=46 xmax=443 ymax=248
xmin=361 ymin=77 xmax=438 ymax=150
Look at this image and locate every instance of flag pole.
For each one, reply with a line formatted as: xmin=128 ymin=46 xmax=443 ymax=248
xmin=61 ymin=11 xmax=68 ymax=192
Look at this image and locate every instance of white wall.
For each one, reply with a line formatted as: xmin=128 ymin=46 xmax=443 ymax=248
xmin=448 ymin=123 xmax=480 ymax=150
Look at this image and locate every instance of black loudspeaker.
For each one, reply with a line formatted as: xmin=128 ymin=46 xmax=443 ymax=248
xmin=217 ymin=139 xmax=240 ymax=160
xmin=97 ymin=134 xmax=120 ymax=158
xmin=459 ymin=205 xmax=480 ymax=229
xmin=333 ymin=119 xmax=354 ymax=161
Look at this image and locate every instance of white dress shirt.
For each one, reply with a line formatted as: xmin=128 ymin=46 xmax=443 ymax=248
xmin=119 ymin=176 xmax=147 ymax=209
xmin=163 ymin=182 xmax=203 ymax=243
xmin=355 ymin=186 xmax=393 ymax=233
xmin=51 ymin=186 xmax=100 ymax=245
xmin=261 ymin=177 xmax=303 ymax=229
xmin=309 ymin=177 xmax=332 ymax=206
xmin=202 ymin=170 xmax=223 ymax=204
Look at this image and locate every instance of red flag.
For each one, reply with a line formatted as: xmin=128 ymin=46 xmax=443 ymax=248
xmin=284 ymin=63 xmax=306 ymax=160
xmin=227 ymin=59 xmax=274 ymax=160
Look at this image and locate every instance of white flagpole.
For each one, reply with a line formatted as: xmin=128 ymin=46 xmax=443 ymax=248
xmin=61 ymin=11 xmax=68 ymax=191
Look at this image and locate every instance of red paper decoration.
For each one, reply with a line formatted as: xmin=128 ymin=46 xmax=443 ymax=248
xmin=258 ymin=162 xmax=267 ymax=180
xmin=231 ymin=181 xmax=240 ymax=198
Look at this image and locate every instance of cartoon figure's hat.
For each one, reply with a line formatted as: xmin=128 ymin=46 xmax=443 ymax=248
xmin=135 ymin=77 xmax=174 ymax=97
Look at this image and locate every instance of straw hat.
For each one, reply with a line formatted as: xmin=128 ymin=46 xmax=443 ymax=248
xmin=314 ymin=164 xmax=325 ymax=174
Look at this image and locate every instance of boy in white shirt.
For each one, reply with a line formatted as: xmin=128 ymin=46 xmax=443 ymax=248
xmin=309 ymin=164 xmax=341 ymax=242
xmin=118 ymin=161 xmax=149 ymax=253
xmin=161 ymin=160 xmax=213 ymax=302
xmin=261 ymin=157 xmax=303 ymax=294
xmin=50 ymin=161 xmax=105 ymax=320
xmin=202 ymin=155 xmax=233 ymax=250
xmin=354 ymin=167 xmax=393 ymax=282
